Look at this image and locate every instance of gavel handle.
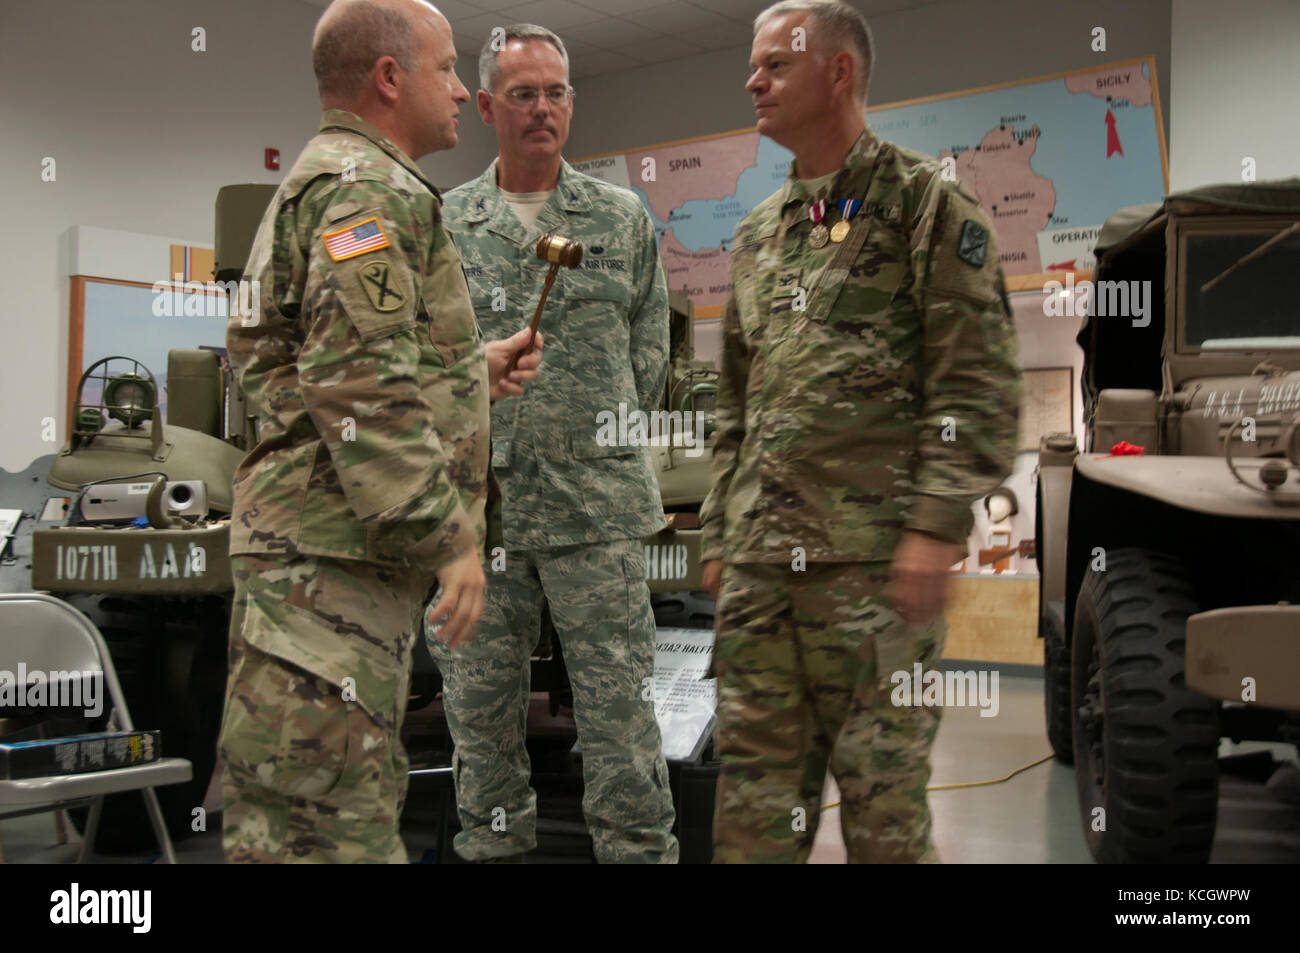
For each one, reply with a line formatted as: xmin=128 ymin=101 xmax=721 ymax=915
xmin=506 ymin=262 xmax=559 ymax=375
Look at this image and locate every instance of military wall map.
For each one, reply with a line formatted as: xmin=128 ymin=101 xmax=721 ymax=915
xmin=573 ymin=58 xmax=1168 ymax=319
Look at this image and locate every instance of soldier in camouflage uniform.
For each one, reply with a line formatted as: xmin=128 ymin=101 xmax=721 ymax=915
xmin=700 ymin=0 xmax=1021 ymax=863
xmin=429 ymin=25 xmax=678 ymax=863
xmin=219 ymin=0 xmax=540 ymax=863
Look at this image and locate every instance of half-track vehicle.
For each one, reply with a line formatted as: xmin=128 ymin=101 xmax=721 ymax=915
xmin=1037 ymin=179 xmax=1300 ymax=863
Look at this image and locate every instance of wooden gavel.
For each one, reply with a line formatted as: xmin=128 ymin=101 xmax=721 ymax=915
xmin=505 ymin=233 xmax=583 ymax=375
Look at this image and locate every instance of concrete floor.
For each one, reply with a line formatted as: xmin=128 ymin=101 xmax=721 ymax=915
xmin=3 ymin=674 xmax=1297 ymax=864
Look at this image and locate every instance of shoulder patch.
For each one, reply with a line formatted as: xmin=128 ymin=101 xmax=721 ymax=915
xmin=926 ymin=189 xmax=1001 ymax=307
xmin=358 ymin=260 xmax=405 ymax=312
xmin=957 ymin=220 xmax=988 ymax=267
xmin=323 ymin=216 xmax=390 ymax=261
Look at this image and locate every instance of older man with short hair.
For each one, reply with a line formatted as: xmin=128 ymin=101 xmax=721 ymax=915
xmin=430 ymin=23 xmax=677 ymax=864
xmin=701 ymin=0 xmax=1021 ymax=863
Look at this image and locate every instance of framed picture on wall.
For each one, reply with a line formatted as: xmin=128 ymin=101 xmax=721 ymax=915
xmin=67 ymin=277 xmax=229 ymax=431
xmin=1018 ymin=366 xmax=1074 ymax=452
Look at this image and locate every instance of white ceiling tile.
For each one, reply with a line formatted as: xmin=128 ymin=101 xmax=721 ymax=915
xmin=456 ymin=0 xmax=535 ymax=11
xmin=564 ymin=17 xmax=665 ymax=48
xmin=558 ymin=36 xmax=601 ymax=56
xmin=430 ymin=0 xmax=482 ymax=17
xmin=447 ymin=11 xmax=512 ymax=43
xmin=499 ymin=0 xmax=603 ymax=30
xmin=568 ymin=0 xmax=678 ymax=14
xmin=678 ymin=26 xmax=753 ymax=52
xmin=569 ymin=48 xmax=644 ymax=78
xmin=610 ymin=33 xmax=705 ymax=65
xmin=685 ymin=0 xmax=766 ymax=22
xmin=857 ymin=0 xmax=925 ymax=14
xmin=624 ymin=2 xmax=738 ymax=33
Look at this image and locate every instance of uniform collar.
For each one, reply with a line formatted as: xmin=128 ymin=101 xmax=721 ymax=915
xmin=458 ymin=158 xmax=593 ymax=244
xmin=317 ymin=108 xmax=439 ymax=197
xmin=779 ymin=127 xmax=883 ymax=211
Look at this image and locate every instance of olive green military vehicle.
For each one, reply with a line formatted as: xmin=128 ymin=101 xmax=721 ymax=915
xmin=0 ymin=348 xmax=247 ymax=851
xmin=1037 ymin=179 xmax=1300 ymax=864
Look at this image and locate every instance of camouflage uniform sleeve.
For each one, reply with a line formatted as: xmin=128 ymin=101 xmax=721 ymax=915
xmin=698 ymin=291 xmax=748 ymax=562
xmin=297 ymin=183 xmax=477 ymax=570
xmin=907 ymin=176 xmax=1022 ymax=544
xmin=627 ymin=204 xmax=670 ymax=416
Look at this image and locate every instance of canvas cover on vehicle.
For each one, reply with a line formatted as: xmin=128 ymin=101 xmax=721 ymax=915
xmin=1076 ymin=179 xmax=1300 ymax=436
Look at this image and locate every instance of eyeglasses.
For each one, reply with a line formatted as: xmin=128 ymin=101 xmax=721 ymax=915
xmin=500 ymin=86 xmax=573 ymax=108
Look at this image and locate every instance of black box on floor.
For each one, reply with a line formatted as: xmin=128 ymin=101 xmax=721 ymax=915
xmin=672 ymin=761 xmax=720 ymax=864
xmin=0 ymin=730 xmax=160 ymax=780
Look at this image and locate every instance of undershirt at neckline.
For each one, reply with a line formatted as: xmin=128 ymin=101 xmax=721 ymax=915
xmin=500 ymin=187 xmax=555 ymax=229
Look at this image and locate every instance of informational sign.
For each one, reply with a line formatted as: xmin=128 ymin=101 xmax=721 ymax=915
xmin=652 ymin=627 xmax=716 ymax=763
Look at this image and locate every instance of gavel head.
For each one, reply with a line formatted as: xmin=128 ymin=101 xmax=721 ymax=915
xmin=536 ymin=234 xmax=583 ymax=268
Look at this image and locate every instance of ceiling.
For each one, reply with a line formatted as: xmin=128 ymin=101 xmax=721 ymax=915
xmin=296 ymin=0 xmax=942 ymax=79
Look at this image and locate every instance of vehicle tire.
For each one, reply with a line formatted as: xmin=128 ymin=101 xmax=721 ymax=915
xmin=63 ymin=593 xmax=229 ymax=854
xmin=1043 ymin=610 xmax=1073 ymax=763
xmin=1070 ymin=548 xmax=1219 ymax=863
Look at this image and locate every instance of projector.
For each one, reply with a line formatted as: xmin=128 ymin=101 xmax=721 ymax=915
xmin=82 ymin=480 xmax=207 ymax=522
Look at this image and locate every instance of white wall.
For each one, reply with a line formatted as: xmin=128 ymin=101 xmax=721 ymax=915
xmin=0 ymin=0 xmax=499 ymax=472
xmin=1169 ymin=0 xmax=1300 ymax=191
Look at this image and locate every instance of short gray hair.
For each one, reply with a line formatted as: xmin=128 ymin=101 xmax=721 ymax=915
xmin=478 ymin=23 xmax=570 ymax=92
xmin=754 ymin=0 xmax=874 ymax=103
xmin=312 ymin=0 xmax=420 ymax=101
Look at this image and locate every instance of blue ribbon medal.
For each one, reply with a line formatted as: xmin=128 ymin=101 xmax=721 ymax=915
xmin=831 ymin=198 xmax=862 ymax=243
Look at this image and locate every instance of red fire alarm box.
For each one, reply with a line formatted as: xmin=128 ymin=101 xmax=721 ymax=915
xmin=265 ymin=148 xmax=280 ymax=171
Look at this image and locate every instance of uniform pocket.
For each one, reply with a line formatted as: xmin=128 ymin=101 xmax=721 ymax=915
xmin=569 ymin=426 xmax=654 ymax=518
xmin=239 ymin=582 xmax=404 ymax=727
xmin=622 ymin=548 xmax=656 ymax=690
xmin=221 ymin=617 xmax=350 ymax=803
xmin=873 ymin=616 xmax=945 ymax=683
xmin=423 ymin=242 xmax=483 ymax=367
xmin=564 ymin=283 xmax=632 ymax=363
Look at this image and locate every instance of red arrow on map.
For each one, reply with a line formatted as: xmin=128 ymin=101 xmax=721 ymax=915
xmin=1047 ymin=259 xmax=1077 ymax=271
xmin=1106 ymin=109 xmax=1124 ymax=158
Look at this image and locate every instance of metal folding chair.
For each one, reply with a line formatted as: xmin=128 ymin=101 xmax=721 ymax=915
xmin=0 ymin=593 xmax=191 ymax=863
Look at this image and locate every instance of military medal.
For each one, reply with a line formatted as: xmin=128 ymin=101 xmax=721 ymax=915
xmin=808 ymin=199 xmax=829 ymax=248
xmin=831 ymin=198 xmax=862 ymax=243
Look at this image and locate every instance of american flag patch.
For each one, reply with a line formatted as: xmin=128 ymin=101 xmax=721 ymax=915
xmin=322 ymin=217 xmax=390 ymax=261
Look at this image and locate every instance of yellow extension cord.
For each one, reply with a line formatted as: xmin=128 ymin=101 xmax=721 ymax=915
xmin=821 ymin=753 xmax=1055 ymax=809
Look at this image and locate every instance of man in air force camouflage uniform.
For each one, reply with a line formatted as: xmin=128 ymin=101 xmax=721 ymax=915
xmin=699 ymin=0 xmax=1021 ymax=863
xmin=429 ymin=25 xmax=677 ymax=863
xmin=219 ymin=0 xmax=540 ymax=864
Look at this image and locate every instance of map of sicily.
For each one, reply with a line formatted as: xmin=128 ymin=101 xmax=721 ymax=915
xmin=572 ymin=57 xmax=1168 ymax=320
